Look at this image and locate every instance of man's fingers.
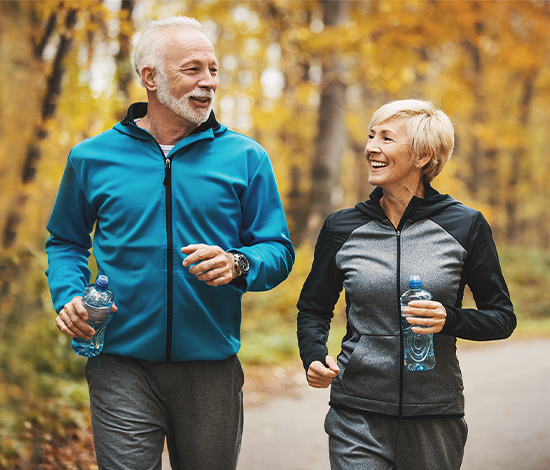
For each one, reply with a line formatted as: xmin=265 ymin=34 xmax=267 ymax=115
xmin=180 ymin=244 xmax=199 ymax=254
xmin=57 ymin=312 xmax=94 ymax=339
xmin=199 ymin=268 xmax=232 ymax=286
xmin=57 ymin=296 xmax=95 ymax=339
xmin=181 ymin=244 xmax=219 ymax=267
xmin=189 ymin=256 xmax=225 ymax=275
xmin=181 ymin=245 xmax=236 ymax=286
xmin=56 ymin=315 xmax=77 ymax=337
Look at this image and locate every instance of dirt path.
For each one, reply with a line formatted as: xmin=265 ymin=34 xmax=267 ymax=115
xmin=162 ymin=339 xmax=550 ymax=469
xmin=236 ymin=339 xmax=550 ymax=470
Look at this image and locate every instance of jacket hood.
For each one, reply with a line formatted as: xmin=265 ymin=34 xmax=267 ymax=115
xmin=115 ymin=102 xmax=224 ymax=140
xmin=355 ymin=184 xmax=462 ymax=223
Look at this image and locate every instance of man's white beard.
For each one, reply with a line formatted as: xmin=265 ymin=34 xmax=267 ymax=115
xmin=156 ymin=71 xmax=214 ymax=125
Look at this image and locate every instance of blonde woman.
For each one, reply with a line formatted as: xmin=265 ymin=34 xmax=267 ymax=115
xmin=297 ymin=99 xmax=515 ymax=470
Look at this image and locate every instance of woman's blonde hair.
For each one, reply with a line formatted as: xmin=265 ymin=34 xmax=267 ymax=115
xmin=369 ymin=99 xmax=455 ymax=184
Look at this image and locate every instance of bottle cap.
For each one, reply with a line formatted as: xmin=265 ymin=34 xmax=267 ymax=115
xmin=408 ymin=275 xmax=422 ymax=289
xmin=95 ymin=274 xmax=109 ymax=290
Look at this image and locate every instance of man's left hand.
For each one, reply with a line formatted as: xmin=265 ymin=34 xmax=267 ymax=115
xmin=181 ymin=244 xmax=237 ymax=286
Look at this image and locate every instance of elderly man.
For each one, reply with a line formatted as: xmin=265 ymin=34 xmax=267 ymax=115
xmin=45 ymin=16 xmax=294 ymax=470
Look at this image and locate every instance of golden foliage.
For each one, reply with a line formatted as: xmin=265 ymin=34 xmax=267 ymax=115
xmin=2 ymin=0 xmax=550 ymax=466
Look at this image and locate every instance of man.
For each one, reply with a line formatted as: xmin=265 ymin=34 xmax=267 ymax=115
xmin=45 ymin=16 xmax=294 ymax=470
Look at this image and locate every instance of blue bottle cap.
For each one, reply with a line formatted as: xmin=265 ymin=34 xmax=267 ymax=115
xmin=95 ymin=274 xmax=109 ymax=290
xmin=408 ymin=275 xmax=422 ymax=289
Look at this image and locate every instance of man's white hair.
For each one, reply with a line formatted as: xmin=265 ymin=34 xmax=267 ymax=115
xmin=133 ymin=16 xmax=203 ymax=87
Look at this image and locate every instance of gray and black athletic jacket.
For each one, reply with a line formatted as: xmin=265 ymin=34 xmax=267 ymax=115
xmin=297 ymin=185 xmax=516 ymax=419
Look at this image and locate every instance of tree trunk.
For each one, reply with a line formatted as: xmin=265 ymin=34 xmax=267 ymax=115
xmin=505 ymin=70 xmax=537 ymax=244
xmin=462 ymin=33 xmax=486 ymax=200
xmin=115 ymin=0 xmax=136 ymax=119
xmin=283 ymin=9 xmax=313 ymax=246
xmin=2 ymin=7 xmax=78 ymax=249
xmin=304 ymin=0 xmax=349 ymax=242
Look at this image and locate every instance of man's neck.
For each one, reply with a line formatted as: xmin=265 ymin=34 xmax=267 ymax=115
xmin=137 ymin=101 xmax=200 ymax=145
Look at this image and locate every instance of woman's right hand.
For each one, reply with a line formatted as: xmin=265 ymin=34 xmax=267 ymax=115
xmin=307 ymin=355 xmax=340 ymax=388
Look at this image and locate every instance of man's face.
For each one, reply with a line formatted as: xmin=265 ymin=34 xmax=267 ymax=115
xmin=156 ymin=28 xmax=218 ymax=125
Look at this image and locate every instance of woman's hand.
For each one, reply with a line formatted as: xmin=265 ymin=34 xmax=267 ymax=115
xmin=307 ymin=355 xmax=340 ymax=388
xmin=403 ymin=300 xmax=447 ymax=334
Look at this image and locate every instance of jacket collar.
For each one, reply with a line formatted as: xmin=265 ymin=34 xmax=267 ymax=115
xmin=356 ymin=184 xmax=460 ymax=224
xmin=121 ymin=102 xmax=221 ymax=135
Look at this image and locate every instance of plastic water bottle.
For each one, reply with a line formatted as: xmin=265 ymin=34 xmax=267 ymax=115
xmin=71 ymin=275 xmax=115 ymax=358
xmin=400 ymin=275 xmax=435 ymax=371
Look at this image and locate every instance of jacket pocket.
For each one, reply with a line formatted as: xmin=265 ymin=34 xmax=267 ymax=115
xmin=340 ymin=334 xmax=400 ymax=405
xmin=403 ymin=335 xmax=463 ymax=406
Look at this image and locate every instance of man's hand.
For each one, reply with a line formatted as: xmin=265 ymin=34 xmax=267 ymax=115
xmin=56 ymin=296 xmax=117 ymax=340
xmin=181 ymin=244 xmax=237 ymax=286
xmin=306 ymin=355 xmax=340 ymax=389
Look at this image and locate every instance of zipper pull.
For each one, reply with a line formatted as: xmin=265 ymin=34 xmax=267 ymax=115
xmin=163 ymin=158 xmax=171 ymax=186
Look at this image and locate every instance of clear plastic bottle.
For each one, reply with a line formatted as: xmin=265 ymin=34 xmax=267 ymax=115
xmin=71 ymin=275 xmax=115 ymax=358
xmin=400 ymin=275 xmax=435 ymax=371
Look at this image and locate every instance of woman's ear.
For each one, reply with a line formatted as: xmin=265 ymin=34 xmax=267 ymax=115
xmin=417 ymin=151 xmax=433 ymax=168
xmin=141 ymin=66 xmax=157 ymax=92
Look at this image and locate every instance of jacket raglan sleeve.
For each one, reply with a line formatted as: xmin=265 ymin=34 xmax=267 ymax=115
xmin=229 ymin=151 xmax=295 ymax=292
xmin=441 ymin=211 xmax=516 ymax=340
xmin=45 ymin=153 xmax=98 ymax=313
xmin=297 ymin=217 xmax=345 ymax=371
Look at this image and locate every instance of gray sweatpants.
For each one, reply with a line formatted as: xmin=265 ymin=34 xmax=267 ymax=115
xmin=85 ymin=354 xmax=244 ymax=470
xmin=325 ymin=407 xmax=468 ymax=470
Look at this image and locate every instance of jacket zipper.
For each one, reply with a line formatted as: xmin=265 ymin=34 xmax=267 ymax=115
xmin=396 ymin=228 xmax=404 ymax=417
xmin=395 ymin=200 xmax=417 ymax=417
xmin=127 ymin=119 xmax=175 ymax=362
xmin=164 ymin=156 xmax=174 ymax=362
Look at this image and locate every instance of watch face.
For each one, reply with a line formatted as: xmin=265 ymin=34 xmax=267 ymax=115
xmin=235 ymin=253 xmax=249 ymax=275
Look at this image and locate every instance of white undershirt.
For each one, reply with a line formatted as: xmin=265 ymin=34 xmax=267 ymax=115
xmin=159 ymin=144 xmax=174 ymax=158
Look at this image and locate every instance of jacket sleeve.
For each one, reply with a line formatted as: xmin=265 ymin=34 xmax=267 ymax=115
xmin=297 ymin=217 xmax=345 ymax=371
xmin=441 ymin=211 xmax=516 ymax=340
xmin=45 ymin=154 xmax=97 ymax=313
xmin=229 ymin=152 xmax=295 ymax=292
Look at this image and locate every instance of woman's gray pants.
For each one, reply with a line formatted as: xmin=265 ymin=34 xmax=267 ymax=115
xmin=325 ymin=407 xmax=468 ymax=470
xmin=85 ymin=354 xmax=244 ymax=470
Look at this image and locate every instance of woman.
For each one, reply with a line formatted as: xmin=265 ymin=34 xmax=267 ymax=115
xmin=297 ymin=99 xmax=516 ymax=469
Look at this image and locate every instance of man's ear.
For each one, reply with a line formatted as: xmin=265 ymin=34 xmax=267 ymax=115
xmin=141 ymin=66 xmax=157 ymax=92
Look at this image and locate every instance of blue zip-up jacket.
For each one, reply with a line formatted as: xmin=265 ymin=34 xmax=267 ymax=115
xmin=298 ymin=185 xmax=515 ymax=418
xmin=46 ymin=103 xmax=295 ymax=362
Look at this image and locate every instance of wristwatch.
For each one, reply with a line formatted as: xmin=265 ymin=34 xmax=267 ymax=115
xmin=233 ymin=253 xmax=250 ymax=277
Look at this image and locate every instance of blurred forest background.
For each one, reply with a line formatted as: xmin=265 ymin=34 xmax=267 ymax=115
xmin=1 ymin=0 xmax=550 ymax=467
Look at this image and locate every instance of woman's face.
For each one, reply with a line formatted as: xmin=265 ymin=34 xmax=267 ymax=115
xmin=365 ymin=117 xmax=419 ymax=192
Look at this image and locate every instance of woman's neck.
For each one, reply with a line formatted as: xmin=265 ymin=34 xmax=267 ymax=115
xmin=379 ymin=182 xmax=425 ymax=229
